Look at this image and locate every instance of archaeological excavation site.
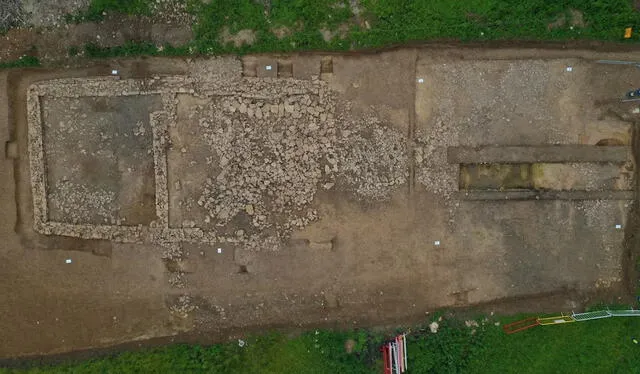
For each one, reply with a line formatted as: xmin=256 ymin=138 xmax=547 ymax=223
xmin=2 ymin=46 xmax=640 ymax=358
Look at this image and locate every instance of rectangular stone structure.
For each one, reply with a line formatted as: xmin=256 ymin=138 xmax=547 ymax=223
xmin=27 ymin=77 xmax=179 ymax=242
xmin=26 ymin=73 xmax=327 ymax=244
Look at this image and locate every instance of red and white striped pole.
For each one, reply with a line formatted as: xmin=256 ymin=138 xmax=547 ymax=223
xmin=382 ymin=344 xmax=391 ymax=374
xmin=403 ymin=334 xmax=407 ymax=372
xmin=398 ymin=340 xmax=402 ymax=374
xmin=381 ymin=334 xmax=408 ymax=374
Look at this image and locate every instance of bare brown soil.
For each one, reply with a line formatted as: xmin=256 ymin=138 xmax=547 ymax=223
xmin=2 ymin=46 xmax=640 ymax=361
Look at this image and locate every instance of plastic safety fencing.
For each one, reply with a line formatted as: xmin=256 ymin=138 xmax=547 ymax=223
xmin=502 ymin=317 xmax=540 ymax=334
xmin=504 ymin=309 xmax=640 ymax=334
xmin=571 ymin=310 xmax=612 ymax=322
xmin=608 ymin=309 xmax=640 ymax=317
xmin=572 ymin=309 xmax=640 ymax=321
xmin=537 ymin=314 xmax=575 ymax=326
xmin=381 ymin=334 xmax=407 ymax=374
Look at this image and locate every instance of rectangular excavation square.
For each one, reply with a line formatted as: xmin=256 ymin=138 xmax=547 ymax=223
xmin=257 ymin=59 xmax=278 ymax=78
xmin=165 ymin=81 xmax=333 ymax=241
xmin=167 ymin=93 xmax=215 ymax=230
xmin=41 ymin=95 xmax=161 ymax=225
xmin=166 ymin=93 xmax=289 ymax=234
xmin=25 ymin=77 xmax=182 ymax=241
xmin=459 ymin=163 xmax=633 ymax=191
xmin=27 ymin=75 xmax=330 ymax=243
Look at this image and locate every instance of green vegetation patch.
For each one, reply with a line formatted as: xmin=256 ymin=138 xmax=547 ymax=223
xmin=63 ymin=0 xmax=640 ymax=59
xmin=0 ymin=56 xmax=40 ymax=69
xmin=473 ymin=316 xmax=640 ymax=373
xmin=6 ymin=330 xmax=382 ymax=374
xmin=358 ymin=0 xmax=640 ymax=45
xmin=186 ymin=0 xmax=640 ymax=54
xmin=9 ymin=314 xmax=640 ymax=373
xmin=66 ymin=0 xmax=153 ymax=23
xmin=189 ymin=0 xmax=354 ymax=54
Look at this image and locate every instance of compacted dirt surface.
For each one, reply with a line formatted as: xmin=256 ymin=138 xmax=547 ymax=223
xmin=2 ymin=46 xmax=640 ymax=360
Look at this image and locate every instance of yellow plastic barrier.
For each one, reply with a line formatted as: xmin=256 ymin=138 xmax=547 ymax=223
xmin=537 ymin=315 xmax=576 ymax=325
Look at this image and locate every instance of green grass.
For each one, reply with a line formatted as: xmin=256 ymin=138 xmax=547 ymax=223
xmin=66 ymin=0 xmax=152 ymax=23
xmin=58 ymin=0 xmax=640 ymax=59
xmin=3 ymin=330 xmax=381 ymax=374
xmin=360 ymin=0 xmax=640 ymax=43
xmin=0 ymin=56 xmax=40 ymax=69
xmin=188 ymin=0 xmax=354 ymax=54
xmin=190 ymin=0 xmax=640 ymax=54
xmin=471 ymin=316 xmax=640 ymax=373
xmin=7 ymin=314 xmax=640 ymax=373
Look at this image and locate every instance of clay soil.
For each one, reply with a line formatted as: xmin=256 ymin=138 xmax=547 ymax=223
xmin=2 ymin=45 xmax=640 ymax=361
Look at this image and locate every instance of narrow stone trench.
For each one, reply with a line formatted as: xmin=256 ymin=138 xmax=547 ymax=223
xmin=622 ymin=122 xmax=640 ymax=295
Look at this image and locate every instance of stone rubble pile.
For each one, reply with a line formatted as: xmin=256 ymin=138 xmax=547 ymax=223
xmin=192 ymin=78 xmax=408 ymax=249
xmin=415 ymin=118 xmax=459 ymax=202
xmin=49 ymin=181 xmax=117 ymax=224
xmin=335 ymin=108 xmax=408 ymax=200
xmin=169 ymin=295 xmax=196 ymax=319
